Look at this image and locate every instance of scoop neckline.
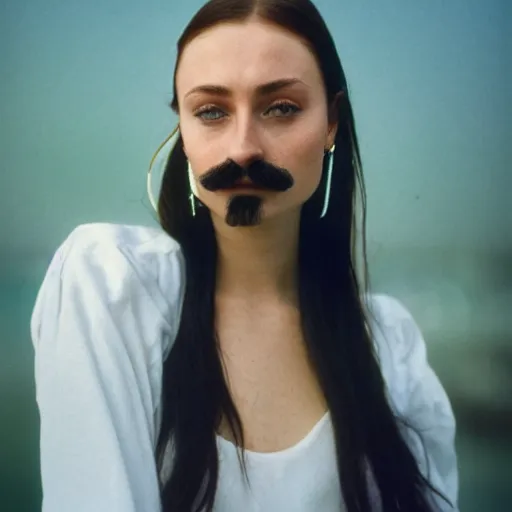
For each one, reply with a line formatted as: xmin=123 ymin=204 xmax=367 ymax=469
xmin=216 ymin=410 xmax=331 ymax=460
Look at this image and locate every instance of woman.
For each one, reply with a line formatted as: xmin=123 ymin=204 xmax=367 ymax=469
xmin=31 ymin=0 xmax=458 ymax=510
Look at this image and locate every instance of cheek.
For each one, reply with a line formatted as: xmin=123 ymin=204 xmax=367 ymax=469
xmin=180 ymin=111 xmax=328 ymax=192
xmin=180 ymin=119 xmax=223 ymax=175
xmin=286 ymin=132 xmax=326 ymax=194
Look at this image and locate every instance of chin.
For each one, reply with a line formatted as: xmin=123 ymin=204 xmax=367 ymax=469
xmin=205 ymin=195 xmax=304 ymax=227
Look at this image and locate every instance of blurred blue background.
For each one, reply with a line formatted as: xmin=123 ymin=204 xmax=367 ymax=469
xmin=1 ymin=0 xmax=510 ymax=510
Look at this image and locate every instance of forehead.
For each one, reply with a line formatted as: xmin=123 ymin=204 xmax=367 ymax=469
xmin=176 ymin=20 xmax=323 ymax=95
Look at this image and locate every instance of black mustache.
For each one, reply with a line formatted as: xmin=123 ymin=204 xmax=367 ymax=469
xmin=199 ymin=159 xmax=294 ymax=192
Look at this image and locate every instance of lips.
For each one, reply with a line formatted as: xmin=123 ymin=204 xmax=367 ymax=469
xmin=227 ymin=180 xmax=265 ymax=190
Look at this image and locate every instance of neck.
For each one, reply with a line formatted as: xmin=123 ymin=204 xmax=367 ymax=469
xmin=211 ymin=209 xmax=301 ymax=304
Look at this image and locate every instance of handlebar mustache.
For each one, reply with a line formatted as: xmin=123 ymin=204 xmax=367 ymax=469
xmin=198 ymin=159 xmax=294 ymax=192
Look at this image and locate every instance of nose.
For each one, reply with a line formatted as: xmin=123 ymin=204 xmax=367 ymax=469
xmin=227 ymin=117 xmax=264 ymax=168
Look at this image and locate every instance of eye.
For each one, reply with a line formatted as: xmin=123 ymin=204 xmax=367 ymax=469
xmin=265 ymin=102 xmax=301 ymax=118
xmin=194 ymin=106 xmax=226 ymax=122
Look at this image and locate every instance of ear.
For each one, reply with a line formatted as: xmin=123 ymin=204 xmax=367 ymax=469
xmin=326 ymin=91 xmax=343 ymax=150
xmin=326 ymin=123 xmax=338 ymax=151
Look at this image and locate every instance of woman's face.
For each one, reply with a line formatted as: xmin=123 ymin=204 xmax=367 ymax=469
xmin=175 ymin=19 xmax=337 ymax=225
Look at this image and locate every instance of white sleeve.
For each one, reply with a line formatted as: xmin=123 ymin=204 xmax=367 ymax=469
xmin=30 ymin=226 xmax=179 ymax=512
xmin=373 ymin=296 xmax=459 ymax=511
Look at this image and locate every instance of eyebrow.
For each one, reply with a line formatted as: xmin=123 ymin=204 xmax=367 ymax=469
xmin=184 ymin=78 xmax=306 ymax=99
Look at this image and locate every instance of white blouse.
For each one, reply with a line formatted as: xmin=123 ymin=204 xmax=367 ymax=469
xmin=31 ymin=223 xmax=459 ymax=512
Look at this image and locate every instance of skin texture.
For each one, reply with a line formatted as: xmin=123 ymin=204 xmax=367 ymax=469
xmin=176 ymin=19 xmax=337 ymax=230
xmin=175 ymin=18 xmax=337 ymax=301
xmin=172 ymin=19 xmax=339 ymax=451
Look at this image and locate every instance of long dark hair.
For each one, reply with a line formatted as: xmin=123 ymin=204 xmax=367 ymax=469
xmin=155 ymin=0 xmax=450 ymax=510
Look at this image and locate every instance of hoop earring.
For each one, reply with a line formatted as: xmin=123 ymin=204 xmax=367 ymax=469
xmin=319 ymin=144 xmax=335 ymax=218
xmin=146 ymin=125 xmax=198 ymax=217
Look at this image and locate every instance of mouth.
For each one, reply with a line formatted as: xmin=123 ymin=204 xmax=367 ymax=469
xmin=223 ymin=180 xmax=266 ymax=191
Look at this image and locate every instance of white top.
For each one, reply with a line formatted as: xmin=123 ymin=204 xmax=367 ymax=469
xmin=31 ymin=223 xmax=459 ymax=512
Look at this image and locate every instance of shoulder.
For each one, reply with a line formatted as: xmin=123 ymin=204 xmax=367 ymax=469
xmin=365 ymin=293 xmax=414 ymax=329
xmin=33 ymin=222 xmax=186 ymax=358
xmin=365 ymin=293 xmax=422 ymax=354
xmin=54 ymin=222 xmax=183 ymax=272
xmin=57 ymin=222 xmax=183 ymax=305
xmin=364 ymin=293 xmax=429 ymax=411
